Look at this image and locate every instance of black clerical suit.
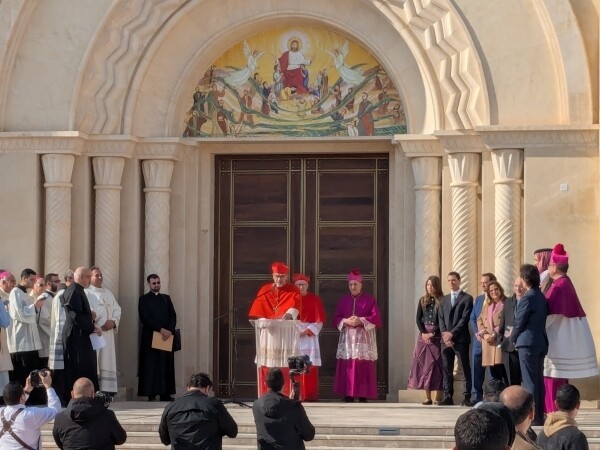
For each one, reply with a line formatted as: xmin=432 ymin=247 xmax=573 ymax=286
xmin=438 ymin=290 xmax=473 ymax=403
xmin=138 ymin=291 xmax=177 ymax=399
xmin=62 ymin=282 xmax=99 ymax=392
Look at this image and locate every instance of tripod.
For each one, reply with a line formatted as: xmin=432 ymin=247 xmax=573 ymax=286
xmin=215 ymin=305 xmax=251 ymax=408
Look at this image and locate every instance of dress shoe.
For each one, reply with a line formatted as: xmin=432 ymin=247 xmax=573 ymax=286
xmin=343 ymin=396 xmax=354 ymax=403
xmin=438 ymin=397 xmax=454 ymax=406
xmin=421 ymin=399 xmax=433 ymax=405
xmin=358 ymin=397 xmax=367 ymax=403
xmin=460 ymin=397 xmax=472 ymax=406
xmin=160 ymin=395 xmax=174 ymax=402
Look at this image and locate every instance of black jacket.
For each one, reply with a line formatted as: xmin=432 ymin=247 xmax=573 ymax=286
xmin=159 ymin=390 xmax=238 ymax=449
xmin=252 ymin=391 xmax=315 ymax=450
xmin=498 ymin=295 xmax=517 ymax=353
xmin=438 ymin=291 xmax=473 ymax=344
xmin=52 ymin=397 xmax=127 ymax=450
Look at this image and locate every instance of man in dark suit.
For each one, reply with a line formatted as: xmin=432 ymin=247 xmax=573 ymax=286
xmin=470 ymin=272 xmax=496 ymax=404
xmin=438 ymin=271 xmax=473 ymax=406
xmin=497 ymin=277 xmax=524 ymax=386
xmin=510 ymin=264 xmax=548 ymax=426
xmin=138 ymin=274 xmax=177 ymax=401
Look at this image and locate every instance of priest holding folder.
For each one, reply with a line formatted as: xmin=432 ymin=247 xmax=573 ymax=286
xmin=249 ymin=262 xmax=302 ymax=396
xmin=138 ymin=273 xmax=177 ymax=402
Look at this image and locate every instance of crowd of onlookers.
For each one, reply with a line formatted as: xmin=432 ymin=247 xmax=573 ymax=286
xmin=408 ymin=243 xmax=598 ymax=449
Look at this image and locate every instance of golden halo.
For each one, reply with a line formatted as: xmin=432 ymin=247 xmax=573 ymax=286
xmin=287 ymin=37 xmax=302 ymax=50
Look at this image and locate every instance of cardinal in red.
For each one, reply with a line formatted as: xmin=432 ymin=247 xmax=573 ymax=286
xmin=249 ymin=262 xmax=301 ymax=320
xmin=294 ymin=273 xmax=326 ymax=401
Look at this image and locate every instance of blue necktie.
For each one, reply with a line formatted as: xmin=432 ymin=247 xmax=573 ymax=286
xmin=451 ymin=293 xmax=457 ymax=308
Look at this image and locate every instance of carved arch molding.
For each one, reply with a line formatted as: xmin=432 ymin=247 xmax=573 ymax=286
xmin=70 ymin=0 xmax=490 ymax=135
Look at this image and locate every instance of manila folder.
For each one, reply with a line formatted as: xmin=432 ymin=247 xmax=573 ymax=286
xmin=152 ymin=331 xmax=174 ymax=352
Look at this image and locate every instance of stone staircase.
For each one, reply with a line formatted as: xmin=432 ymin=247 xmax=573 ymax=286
xmin=38 ymin=402 xmax=600 ymax=449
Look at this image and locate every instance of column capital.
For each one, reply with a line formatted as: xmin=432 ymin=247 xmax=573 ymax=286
xmin=93 ymin=157 xmax=125 ymax=188
xmin=137 ymin=140 xmax=192 ymax=161
xmin=142 ymin=159 xmax=174 ymax=190
xmin=491 ymin=149 xmax=523 ymax=184
xmin=86 ymin=137 xmax=137 ymax=158
xmin=447 ymin=152 xmax=480 ymax=186
xmin=0 ymin=132 xmax=86 ymax=154
xmin=393 ymin=135 xmax=444 ymax=157
xmin=411 ymin=157 xmax=442 ymax=190
xmin=41 ymin=154 xmax=75 ymax=186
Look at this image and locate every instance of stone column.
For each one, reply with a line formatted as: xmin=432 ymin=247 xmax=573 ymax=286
xmin=142 ymin=159 xmax=174 ymax=293
xmin=92 ymin=157 xmax=125 ymax=294
xmin=491 ymin=149 xmax=523 ymax=291
xmin=447 ymin=153 xmax=480 ymax=293
xmin=411 ymin=157 xmax=442 ymax=294
xmin=41 ymin=154 xmax=75 ymax=275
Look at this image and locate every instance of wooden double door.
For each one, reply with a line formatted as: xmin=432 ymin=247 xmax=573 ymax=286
xmin=214 ymin=154 xmax=389 ymax=400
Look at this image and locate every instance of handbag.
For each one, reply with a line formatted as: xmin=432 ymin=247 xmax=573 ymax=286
xmin=173 ymin=328 xmax=182 ymax=352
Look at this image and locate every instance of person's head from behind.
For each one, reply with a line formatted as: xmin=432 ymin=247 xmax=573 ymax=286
xmin=499 ymin=385 xmax=534 ymax=430
xmin=3 ymin=381 xmax=25 ymax=406
xmin=483 ymin=379 xmax=507 ymax=403
xmin=453 ymin=408 xmax=510 ymax=450
xmin=187 ymin=371 xmax=213 ymax=395
xmin=476 ymin=402 xmax=515 ymax=447
xmin=72 ymin=377 xmax=95 ymax=399
xmin=556 ymin=384 xmax=581 ymax=416
xmin=265 ymin=367 xmax=284 ymax=393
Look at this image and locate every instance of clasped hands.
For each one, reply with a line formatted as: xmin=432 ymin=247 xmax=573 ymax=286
xmin=441 ymin=331 xmax=454 ymax=347
xmin=343 ymin=315 xmax=362 ymax=327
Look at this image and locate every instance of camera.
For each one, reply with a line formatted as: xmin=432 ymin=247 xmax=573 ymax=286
xmin=30 ymin=370 xmax=48 ymax=388
xmin=95 ymin=391 xmax=113 ymax=408
xmin=288 ymin=355 xmax=312 ymax=375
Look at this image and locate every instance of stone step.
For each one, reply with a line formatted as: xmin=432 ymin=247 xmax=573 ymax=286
xmin=39 ymin=431 xmax=600 ymax=449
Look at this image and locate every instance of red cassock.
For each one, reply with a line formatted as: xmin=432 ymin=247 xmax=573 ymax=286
xmin=248 ymin=283 xmax=302 ymax=319
xmin=298 ymin=292 xmax=327 ymax=401
xmin=249 ymin=283 xmax=302 ymax=397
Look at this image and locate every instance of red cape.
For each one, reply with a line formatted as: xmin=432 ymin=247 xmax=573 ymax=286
xmin=248 ymin=282 xmax=302 ymax=319
xmin=299 ymin=292 xmax=326 ymax=323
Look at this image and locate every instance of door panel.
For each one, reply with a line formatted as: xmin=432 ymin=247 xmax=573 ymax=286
xmin=215 ymin=154 xmax=389 ymax=400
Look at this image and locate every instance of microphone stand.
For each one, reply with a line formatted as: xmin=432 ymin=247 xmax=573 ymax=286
xmin=214 ymin=305 xmax=251 ymax=408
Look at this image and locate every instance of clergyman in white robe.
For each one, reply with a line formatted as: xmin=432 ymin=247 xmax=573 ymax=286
xmin=85 ymin=285 xmax=121 ymax=394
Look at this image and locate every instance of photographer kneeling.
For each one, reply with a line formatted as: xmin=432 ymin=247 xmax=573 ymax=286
xmin=253 ymin=367 xmax=315 ymax=450
xmin=52 ymin=377 xmax=126 ymax=450
xmin=0 ymin=371 xmax=60 ymax=449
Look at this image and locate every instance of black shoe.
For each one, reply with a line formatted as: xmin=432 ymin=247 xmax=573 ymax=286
xmin=343 ymin=396 xmax=354 ymax=403
xmin=358 ymin=397 xmax=367 ymax=403
xmin=160 ymin=395 xmax=174 ymax=402
xmin=147 ymin=395 xmax=157 ymax=402
xmin=461 ymin=397 xmax=472 ymax=406
xmin=438 ymin=397 xmax=454 ymax=406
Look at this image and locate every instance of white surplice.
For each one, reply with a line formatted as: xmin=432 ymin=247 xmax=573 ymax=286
xmin=85 ymin=286 xmax=121 ymax=393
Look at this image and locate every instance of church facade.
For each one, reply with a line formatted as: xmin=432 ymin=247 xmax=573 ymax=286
xmin=0 ymin=0 xmax=597 ymax=400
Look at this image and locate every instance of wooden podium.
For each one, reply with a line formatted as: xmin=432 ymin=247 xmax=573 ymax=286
xmin=250 ymin=319 xmax=301 ymax=397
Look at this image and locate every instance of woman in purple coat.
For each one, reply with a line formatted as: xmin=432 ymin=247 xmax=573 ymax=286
xmin=332 ymin=269 xmax=382 ymax=402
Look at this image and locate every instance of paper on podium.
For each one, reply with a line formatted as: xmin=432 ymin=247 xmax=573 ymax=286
xmin=152 ymin=331 xmax=174 ymax=352
xmin=90 ymin=333 xmax=106 ymax=351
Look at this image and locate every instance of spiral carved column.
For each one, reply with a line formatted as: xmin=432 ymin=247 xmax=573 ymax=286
xmin=92 ymin=157 xmax=125 ymax=295
xmin=41 ymin=154 xmax=75 ymax=275
xmin=448 ymin=153 xmax=480 ymax=294
xmin=142 ymin=160 xmax=174 ymax=293
xmin=411 ymin=157 xmax=442 ymax=295
xmin=491 ymin=149 xmax=523 ymax=292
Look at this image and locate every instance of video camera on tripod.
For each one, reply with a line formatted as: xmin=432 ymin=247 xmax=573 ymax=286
xmin=288 ymin=355 xmax=312 ymax=401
